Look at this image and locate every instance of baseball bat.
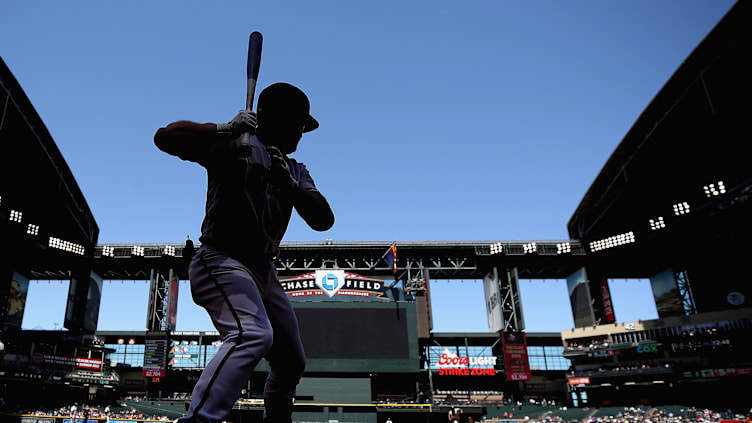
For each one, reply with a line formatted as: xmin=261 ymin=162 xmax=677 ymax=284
xmin=237 ymin=31 xmax=263 ymax=157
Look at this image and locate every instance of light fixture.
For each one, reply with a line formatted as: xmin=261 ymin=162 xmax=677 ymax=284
xmin=523 ymin=242 xmax=537 ymax=254
xmin=102 ymin=246 xmax=115 ymax=257
xmin=556 ymin=242 xmax=571 ymax=254
xmin=673 ymin=202 xmax=690 ymax=216
xmin=131 ymin=245 xmax=145 ymax=256
xmin=589 ymin=231 xmax=635 ymax=252
xmin=489 ymin=242 xmax=503 ymax=255
xmin=117 ymin=338 xmax=124 ymax=345
xmin=49 ymin=237 xmax=85 ymax=255
xmin=9 ymin=210 xmax=22 ymax=223
xmin=128 ymin=338 xmax=136 ymax=345
xmin=163 ymin=245 xmax=176 ymax=256
xmin=703 ymin=181 xmax=726 ymax=197
xmin=27 ymin=224 xmax=40 ymax=235
xmin=649 ymin=217 xmax=666 ymax=231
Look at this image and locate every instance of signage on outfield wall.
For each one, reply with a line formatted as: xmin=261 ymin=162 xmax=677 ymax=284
xmin=123 ymin=378 xmax=146 ymax=387
xmin=636 ymin=345 xmax=659 ymax=353
xmin=588 ymin=349 xmax=616 ymax=358
xmin=671 ymin=339 xmax=731 ymax=352
xmin=682 ymin=367 xmax=752 ymax=379
xmin=280 ymin=271 xmax=392 ymax=301
xmin=568 ymin=377 xmax=591 ymax=385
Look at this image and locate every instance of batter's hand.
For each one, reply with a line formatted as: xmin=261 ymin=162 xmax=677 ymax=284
xmin=217 ymin=110 xmax=257 ymax=136
xmin=266 ymin=146 xmax=298 ymax=191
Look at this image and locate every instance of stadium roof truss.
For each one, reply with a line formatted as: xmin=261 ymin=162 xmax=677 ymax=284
xmin=27 ymin=240 xmax=590 ymax=281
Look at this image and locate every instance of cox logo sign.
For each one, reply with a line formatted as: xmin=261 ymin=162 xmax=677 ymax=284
xmin=315 ymin=270 xmax=345 ymax=297
xmin=636 ymin=345 xmax=658 ymax=353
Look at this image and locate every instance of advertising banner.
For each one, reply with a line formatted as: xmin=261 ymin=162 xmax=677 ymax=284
xmin=433 ymin=347 xmax=497 ymax=376
xmin=2 ymin=271 xmax=29 ymax=330
xmin=83 ymin=271 xmax=103 ymax=333
xmin=280 ymin=271 xmax=394 ymax=301
xmin=20 ymin=418 xmax=55 ymax=423
xmin=598 ymin=277 xmax=616 ymax=324
xmin=510 ymin=267 xmax=525 ymax=331
xmin=31 ymin=353 xmax=103 ymax=370
xmin=568 ymin=377 xmax=591 ymax=385
xmin=167 ymin=270 xmax=179 ymax=331
xmin=64 ymin=270 xmax=86 ymax=331
xmin=650 ymin=269 xmax=684 ymax=317
xmin=682 ymin=367 xmax=752 ymax=379
xmin=146 ymin=271 xmax=158 ymax=330
xmin=566 ymin=268 xmax=595 ymax=328
xmin=484 ymin=268 xmax=503 ymax=333
xmin=501 ymin=331 xmax=531 ymax=381
xmin=415 ymin=268 xmax=433 ymax=338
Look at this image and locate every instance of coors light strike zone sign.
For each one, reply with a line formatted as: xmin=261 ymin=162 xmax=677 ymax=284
xmin=434 ymin=348 xmax=497 ymax=376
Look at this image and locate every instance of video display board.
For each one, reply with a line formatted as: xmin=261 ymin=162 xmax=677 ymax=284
xmin=295 ymin=308 xmax=409 ymax=359
xmin=650 ymin=269 xmax=684 ymax=317
xmin=143 ymin=331 xmax=169 ymax=377
xmin=280 ymin=302 xmax=419 ymax=373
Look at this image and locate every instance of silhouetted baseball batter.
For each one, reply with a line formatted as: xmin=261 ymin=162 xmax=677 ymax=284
xmin=154 ymin=82 xmax=334 ymax=423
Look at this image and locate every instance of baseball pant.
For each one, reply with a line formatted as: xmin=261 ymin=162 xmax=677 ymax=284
xmin=178 ymin=245 xmax=306 ymax=423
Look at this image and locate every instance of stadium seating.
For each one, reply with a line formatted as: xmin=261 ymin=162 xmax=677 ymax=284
xmin=120 ymin=399 xmax=189 ymax=420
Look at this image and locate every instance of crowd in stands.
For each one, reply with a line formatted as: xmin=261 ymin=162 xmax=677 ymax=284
xmin=563 ymin=321 xmax=746 ymax=355
xmin=482 ymin=405 xmax=751 ymax=423
xmin=565 ymin=338 xmax=612 ymax=351
xmin=573 ymin=361 xmax=673 ymax=375
xmin=11 ymin=402 xmax=176 ymax=421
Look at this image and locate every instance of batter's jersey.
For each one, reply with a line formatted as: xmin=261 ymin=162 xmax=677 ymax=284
xmin=171 ymin=134 xmax=317 ymax=260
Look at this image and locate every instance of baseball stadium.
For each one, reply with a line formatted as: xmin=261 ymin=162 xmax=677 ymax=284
xmin=1 ymin=2 xmax=751 ymax=423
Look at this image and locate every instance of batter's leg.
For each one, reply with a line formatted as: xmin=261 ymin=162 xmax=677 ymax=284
xmin=179 ymin=247 xmax=274 ymax=423
xmin=261 ymin=266 xmax=306 ymax=423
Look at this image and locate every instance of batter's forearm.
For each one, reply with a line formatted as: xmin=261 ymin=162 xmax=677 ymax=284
xmin=292 ymin=187 xmax=335 ymax=231
xmin=153 ymin=121 xmax=227 ymax=158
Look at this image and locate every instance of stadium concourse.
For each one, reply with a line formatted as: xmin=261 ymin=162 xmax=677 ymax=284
xmin=2 ymin=1 xmax=752 ymax=423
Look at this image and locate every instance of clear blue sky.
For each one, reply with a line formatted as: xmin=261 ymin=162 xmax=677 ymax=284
xmin=1 ymin=1 xmax=735 ymax=334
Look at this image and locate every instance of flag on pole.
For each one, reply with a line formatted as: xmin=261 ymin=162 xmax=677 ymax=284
xmin=382 ymin=242 xmax=397 ymax=274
